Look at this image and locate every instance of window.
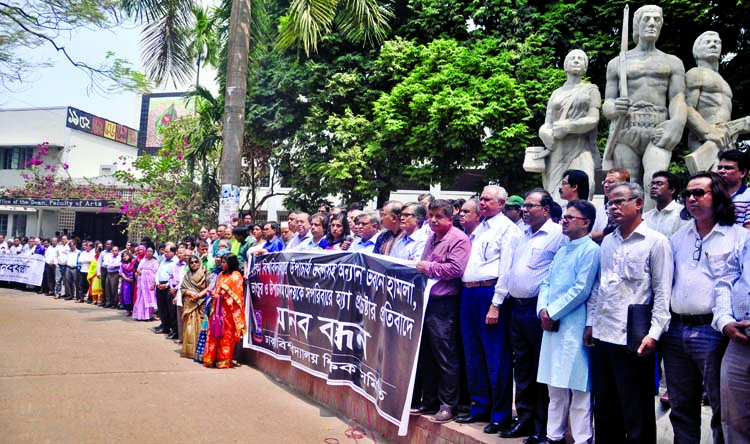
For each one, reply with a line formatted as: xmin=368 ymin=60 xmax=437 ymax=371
xmin=1 ymin=147 xmax=34 ymax=170
xmin=11 ymin=214 xmax=27 ymax=237
xmin=0 ymin=214 xmax=8 ymax=237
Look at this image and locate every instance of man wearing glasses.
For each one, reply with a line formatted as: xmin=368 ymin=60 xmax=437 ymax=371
xmin=390 ymin=202 xmax=427 ymax=262
xmin=663 ymin=172 xmax=745 ymax=444
xmin=455 ymin=185 xmax=522 ymax=434
xmin=503 ymin=189 xmax=566 ymax=443
xmin=585 ymin=182 xmax=672 ymax=443
xmin=537 ymin=199 xmax=600 ymax=444
xmin=349 ymin=212 xmax=381 ymax=254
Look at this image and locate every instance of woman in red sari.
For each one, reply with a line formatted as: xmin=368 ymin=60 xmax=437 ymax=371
xmin=204 ymin=253 xmax=246 ymax=368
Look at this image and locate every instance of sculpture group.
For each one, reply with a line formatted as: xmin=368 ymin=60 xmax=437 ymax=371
xmin=529 ymin=4 xmax=750 ymax=204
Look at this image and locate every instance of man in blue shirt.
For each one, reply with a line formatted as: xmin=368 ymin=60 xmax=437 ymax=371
xmin=153 ymin=243 xmax=178 ymax=337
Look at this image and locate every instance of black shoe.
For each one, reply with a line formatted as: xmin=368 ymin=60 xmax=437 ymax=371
xmin=109 ymin=305 xmax=117 ymax=309
xmin=454 ymin=414 xmax=489 ymax=424
xmin=86 ymin=300 xmax=93 ymax=304
xmin=63 ymin=296 xmax=74 ymax=300
xmin=523 ymin=434 xmax=546 ymax=444
xmin=484 ymin=422 xmax=506 ymax=434
xmin=153 ymin=326 xmax=165 ymax=334
xmin=544 ymin=439 xmax=565 ymax=444
xmin=500 ymin=422 xmax=535 ymax=438
xmin=166 ymin=332 xmax=178 ymax=340
xmin=409 ymin=405 xmax=439 ymax=416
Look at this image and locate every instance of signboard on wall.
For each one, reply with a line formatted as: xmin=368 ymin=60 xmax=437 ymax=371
xmin=65 ymin=107 xmax=138 ymax=147
xmin=136 ymin=92 xmax=194 ymax=155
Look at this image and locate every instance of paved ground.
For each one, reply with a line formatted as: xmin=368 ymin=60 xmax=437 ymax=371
xmin=0 ymin=286 xmax=715 ymax=444
xmin=0 ymin=287 xmax=376 ymax=444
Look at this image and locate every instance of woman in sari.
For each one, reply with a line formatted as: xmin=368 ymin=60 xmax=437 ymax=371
xmin=195 ymin=250 xmax=228 ymax=364
xmin=180 ymin=256 xmax=208 ymax=358
xmin=204 ymin=253 xmax=246 ymax=368
xmin=119 ymin=250 xmax=136 ymax=316
xmin=87 ymin=243 xmax=103 ymax=304
xmin=132 ymin=247 xmax=159 ymax=321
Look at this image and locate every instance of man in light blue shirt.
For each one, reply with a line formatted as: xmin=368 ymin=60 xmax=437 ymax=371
xmin=349 ymin=212 xmax=381 ymax=254
xmin=390 ymin=202 xmax=427 ymax=261
xmin=153 ymin=243 xmax=178 ymax=338
xmin=537 ymin=200 xmax=599 ymax=444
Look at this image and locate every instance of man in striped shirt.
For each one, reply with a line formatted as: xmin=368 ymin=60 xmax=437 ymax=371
xmin=717 ymin=149 xmax=750 ymax=228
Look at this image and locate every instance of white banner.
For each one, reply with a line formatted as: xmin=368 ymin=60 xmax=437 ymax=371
xmin=0 ymin=254 xmax=45 ymax=286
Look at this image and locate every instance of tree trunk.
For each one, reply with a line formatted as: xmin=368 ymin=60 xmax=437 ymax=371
xmin=218 ymin=0 xmax=251 ymax=223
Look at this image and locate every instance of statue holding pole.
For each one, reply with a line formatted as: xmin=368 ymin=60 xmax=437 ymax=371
xmin=602 ymin=5 xmax=687 ymax=207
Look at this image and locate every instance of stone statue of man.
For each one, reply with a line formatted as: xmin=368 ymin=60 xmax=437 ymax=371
xmin=603 ymin=5 xmax=687 ymax=198
xmin=685 ymin=31 xmax=750 ymax=173
xmin=538 ymin=49 xmax=601 ymax=202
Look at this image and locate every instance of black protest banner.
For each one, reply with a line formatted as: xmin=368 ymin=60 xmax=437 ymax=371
xmin=244 ymin=251 xmax=426 ymax=435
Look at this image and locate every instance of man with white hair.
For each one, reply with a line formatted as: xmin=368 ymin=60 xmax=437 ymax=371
xmin=454 ymin=185 xmax=522 ymax=435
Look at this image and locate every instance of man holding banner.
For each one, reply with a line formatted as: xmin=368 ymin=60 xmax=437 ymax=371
xmin=410 ymin=199 xmax=471 ymax=423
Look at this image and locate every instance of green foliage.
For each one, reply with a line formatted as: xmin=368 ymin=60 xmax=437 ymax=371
xmin=0 ymin=0 xmax=150 ymax=92
xmin=114 ymin=118 xmax=218 ymax=242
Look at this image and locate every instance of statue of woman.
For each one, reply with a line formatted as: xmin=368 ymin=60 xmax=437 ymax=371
xmin=538 ymin=49 xmax=601 ymax=201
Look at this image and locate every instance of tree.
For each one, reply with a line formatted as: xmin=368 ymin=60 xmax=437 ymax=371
xmin=0 ymin=0 xmax=149 ymax=92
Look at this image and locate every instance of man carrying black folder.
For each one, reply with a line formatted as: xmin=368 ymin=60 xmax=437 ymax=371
xmin=665 ymin=172 xmax=745 ymax=444
xmin=584 ymin=182 xmax=672 ymax=443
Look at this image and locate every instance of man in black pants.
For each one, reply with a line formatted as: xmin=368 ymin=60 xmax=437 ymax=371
xmin=152 ymin=243 xmax=178 ymax=337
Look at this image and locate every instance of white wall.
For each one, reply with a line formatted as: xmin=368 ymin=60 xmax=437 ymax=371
xmin=0 ymin=107 xmax=68 ymax=146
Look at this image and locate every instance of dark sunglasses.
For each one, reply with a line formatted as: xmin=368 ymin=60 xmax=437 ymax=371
xmin=188 ymin=260 xmax=200 ymax=264
xmin=682 ymin=188 xmax=710 ymax=199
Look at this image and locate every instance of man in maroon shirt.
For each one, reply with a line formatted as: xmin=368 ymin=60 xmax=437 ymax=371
xmin=410 ymin=199 xmax=471 ymax=423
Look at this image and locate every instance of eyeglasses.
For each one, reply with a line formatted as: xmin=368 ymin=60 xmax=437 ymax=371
xmin=693 ymin=236 xmax=703 ymax=262
xmin=399 ymin=213 xmax=414 ymax=219
xmin=650 ymin=180 xmax=667 ymax=187
xmin=682 ymin=188 xmax=711 ymax=199
xmin=561 ymin=215 xmax=588 ymax=222
xmin=608 ymin=197 xmax=637 ymax=207
xmin=189 ymin=260 xmax=200 ymax=264
xmin=561 ymin=180 xmax=570 ymax=186
xmin=521 ymin=203 xmax=542 ymax=210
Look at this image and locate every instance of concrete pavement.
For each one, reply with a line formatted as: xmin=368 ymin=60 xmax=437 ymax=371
xmin=0 ymin=287 xmax=377 ymax=444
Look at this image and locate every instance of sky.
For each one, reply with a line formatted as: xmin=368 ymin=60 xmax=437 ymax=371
xmin=0 ymin=23 xmax=147 ymax=129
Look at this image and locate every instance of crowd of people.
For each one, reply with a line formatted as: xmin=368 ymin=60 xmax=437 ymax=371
xmin=3 ymin=149 xmax=750 ymax=443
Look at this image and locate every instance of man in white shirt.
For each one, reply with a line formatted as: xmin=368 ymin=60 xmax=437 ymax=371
xmin=54 ymin=235 xmax=69 ymax=298
xmin=43 ymin=237 xmax=59 ymax=296
xmin=663 ymin=172 xmax=744 ymax=444
xmin=584 ymin=182 xmax=672 ymax=443
xmin=591 ymin=168 xmax=630 ymax=243
xmin=390 ymin=202 xmax=427 ymax=261
xmin=459 ymin=199 xmax=481 ymax=237
xmin=286 ymin=212 xmax=315 ymax=250
xmin=454 ymin=185 xmax=522 ymax=434
xmin=502 ymin=189 xmax=566 ymax=442
xmin=349 ymin=212 xmax=381 ymax=254
xmin=77 ymin=241 xmax=95 ymax=302
xmin=0 ymin=235 xmax=7 ymax=254
xmin=63 ymin=240 xmax=80 ymax=301
xmin=96 ymin=240 xmax=114 ymax=306
xmin=643 ymin=170 xmax=687 ymax=238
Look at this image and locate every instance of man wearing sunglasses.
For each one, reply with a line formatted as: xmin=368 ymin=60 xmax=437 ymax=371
xmin=585 ymin=182 xmax=672 ymax=443
xmin=663 ymin=172 xmax=745 ymax=444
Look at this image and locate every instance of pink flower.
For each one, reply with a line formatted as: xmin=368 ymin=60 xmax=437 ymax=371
xmin=157 ymin=223 xmax=164 ymax=231
xmin=63 ymin=163 xmax=69 ymax=170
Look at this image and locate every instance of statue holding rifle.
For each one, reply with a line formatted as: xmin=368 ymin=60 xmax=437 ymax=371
xmin=603 ymin=5 xmax=687 ymax=207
